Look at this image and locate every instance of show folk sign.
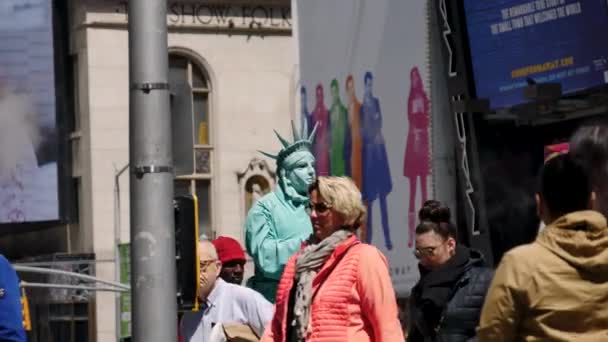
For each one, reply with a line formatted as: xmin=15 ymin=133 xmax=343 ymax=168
xmin=114 ymin=0 xmax=292 ymax=30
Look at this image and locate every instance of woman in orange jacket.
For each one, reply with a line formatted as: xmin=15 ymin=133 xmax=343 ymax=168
xmin=261 ymin=176 xmax=404 ymax=342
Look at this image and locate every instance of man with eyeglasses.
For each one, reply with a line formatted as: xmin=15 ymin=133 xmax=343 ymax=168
xmin=179 ymin=240 xmax=273 ymax=342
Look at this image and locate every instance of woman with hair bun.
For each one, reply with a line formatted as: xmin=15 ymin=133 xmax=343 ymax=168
xmin=407 ymin=200 xmax=493 ymax=342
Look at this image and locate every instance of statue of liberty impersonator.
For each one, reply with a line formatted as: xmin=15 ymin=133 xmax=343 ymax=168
xmin=245 ymin=122 xmax=317 ymax=302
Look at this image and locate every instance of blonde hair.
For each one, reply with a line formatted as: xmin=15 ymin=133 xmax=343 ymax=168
xmin=311 ymin=176 xmax=366 ymax=227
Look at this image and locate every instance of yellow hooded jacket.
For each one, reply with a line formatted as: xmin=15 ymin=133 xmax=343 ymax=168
xmin=477 ymin=210 xmax=608 ymax=341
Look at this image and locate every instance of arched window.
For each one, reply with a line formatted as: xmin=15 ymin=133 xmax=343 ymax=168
xmin=169 ymin=52 xmax=213 ymax=238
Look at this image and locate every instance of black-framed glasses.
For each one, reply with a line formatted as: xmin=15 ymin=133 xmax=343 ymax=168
xmin=305 ymin=202 xmax=332 ymax=215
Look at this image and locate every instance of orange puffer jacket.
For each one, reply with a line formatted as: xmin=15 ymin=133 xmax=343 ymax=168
xmin=261 ymin=235 xmax=404 ymax=342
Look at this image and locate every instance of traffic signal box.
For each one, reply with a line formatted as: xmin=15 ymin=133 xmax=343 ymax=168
xmin=174 ymin=195 xmax=201 ymax=312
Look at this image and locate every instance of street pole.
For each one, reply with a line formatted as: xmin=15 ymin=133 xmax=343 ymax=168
xmin=128 ymin=1 xmax=177 ymax=341
xmin=114 ymin=162 xmax=129 ymax=342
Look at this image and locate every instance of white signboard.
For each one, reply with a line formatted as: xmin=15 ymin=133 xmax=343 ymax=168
xmin=295 ymin=0 xmax=432 ymax=295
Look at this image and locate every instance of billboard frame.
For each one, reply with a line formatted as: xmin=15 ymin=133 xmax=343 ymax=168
xmin=0 ymin=0 xmax=75 ymax=233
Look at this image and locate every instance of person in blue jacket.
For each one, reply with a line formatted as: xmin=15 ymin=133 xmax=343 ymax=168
xmin=0 ymin=255 xmax=26 ymax=342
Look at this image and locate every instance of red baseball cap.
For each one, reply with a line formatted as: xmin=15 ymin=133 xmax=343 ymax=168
xmin=211 ymin=236 xmax=246 ymax=264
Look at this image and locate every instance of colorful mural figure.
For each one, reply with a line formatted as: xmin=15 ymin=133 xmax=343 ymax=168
xmin=329 ymin=79 xmax=349 ymax=176
xmin=345 ymin=74 xmax=366 ymax=240
xmin=361 ymin=72 xmax=393 ymax=250
xmin=312 ymin=84 xmax=330 ymax=176
xmin=300 ymin=86 xmax=312 ymax=138
xmin=345 ymin=76 xmax=363 ymax=186
xmin=404 ymin=67 xmax=431 ymax=248
xmin=246 ymin=122 xmax=318 ymax=302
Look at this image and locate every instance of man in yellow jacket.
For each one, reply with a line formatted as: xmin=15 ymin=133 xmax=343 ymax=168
xmin=478 ymin=153 xmax=608 ymax=341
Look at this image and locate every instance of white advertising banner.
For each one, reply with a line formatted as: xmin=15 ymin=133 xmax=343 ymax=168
xmin=295 ymin=0 xmax=432 ymax=295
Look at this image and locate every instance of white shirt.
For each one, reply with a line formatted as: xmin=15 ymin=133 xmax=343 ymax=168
xmin=180 ymin=278 xmax=273 ymax=342
xmin=209 ymin=324 xmax=227 ymax=342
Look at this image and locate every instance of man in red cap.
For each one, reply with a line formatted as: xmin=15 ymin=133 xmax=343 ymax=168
xmin=212 ymin=236 xmax=247 ymax=285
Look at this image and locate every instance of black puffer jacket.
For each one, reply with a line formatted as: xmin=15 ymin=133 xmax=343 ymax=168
xmin=407 ymin=250 xmax=494 ymax=342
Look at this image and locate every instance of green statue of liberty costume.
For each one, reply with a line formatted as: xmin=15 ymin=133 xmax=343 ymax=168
xmin=245 ymin=122 xmax=317 ymax=302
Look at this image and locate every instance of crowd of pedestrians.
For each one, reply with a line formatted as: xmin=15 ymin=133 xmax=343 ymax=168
xmin=3 ymin=119 xmax=608 ymax=341
xmin=184 ymin=119 xmax=608 ymax=342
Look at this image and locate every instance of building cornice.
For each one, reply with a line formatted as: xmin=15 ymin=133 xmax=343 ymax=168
xmin=76 ymin=0 xmax=292 ymax=35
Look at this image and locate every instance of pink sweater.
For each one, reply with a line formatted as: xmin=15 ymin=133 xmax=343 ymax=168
xmin=262 ymin=236 xmax=404 ymax=342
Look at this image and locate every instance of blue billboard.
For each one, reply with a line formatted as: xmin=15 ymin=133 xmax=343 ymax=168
xmin=463 ymin=0 xmax=608 ymax=109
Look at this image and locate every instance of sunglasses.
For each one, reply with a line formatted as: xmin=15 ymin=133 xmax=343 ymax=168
xmin=305 ymin=202 xmax=332 ymax=215
xmin=413 ymin=244 xmax=444 ymax=259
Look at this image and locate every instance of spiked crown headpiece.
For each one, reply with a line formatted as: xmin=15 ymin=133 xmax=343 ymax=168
xmin=259 ymin=121 xmax=318 ymax=168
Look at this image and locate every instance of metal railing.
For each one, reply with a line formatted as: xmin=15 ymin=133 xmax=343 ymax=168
xmin=14 ymin=265 xmax=130 ymax=293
